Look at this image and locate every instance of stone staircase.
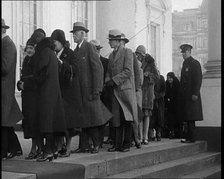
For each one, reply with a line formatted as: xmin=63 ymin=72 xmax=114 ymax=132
xmin=62 ymin=139 xmax=221 ymax=178
xmin=2 ymin=139 xmax=221 ymax=179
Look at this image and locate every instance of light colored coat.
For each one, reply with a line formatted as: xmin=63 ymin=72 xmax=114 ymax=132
xmin=106 ymin=45 xmax=137 ymax=126
xmin=1 ymin=35 xmax=23 ymax=126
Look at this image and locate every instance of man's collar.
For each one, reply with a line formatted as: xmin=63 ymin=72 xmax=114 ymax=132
xmin=78 ymin=39 xmax=84 ymax=48
xmin=2 ymin=33 xmax=7 ymax=39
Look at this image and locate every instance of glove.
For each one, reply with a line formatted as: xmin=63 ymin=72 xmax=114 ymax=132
xmin=17 ymin=81 xmax=24 ymax=91
xmin=106 ymin=80 xmax=115 ymax=87
xmin=192 ymin=95 xmax=198 ymax=101
xmin=89 ymin=92 xmax=100 ymax=101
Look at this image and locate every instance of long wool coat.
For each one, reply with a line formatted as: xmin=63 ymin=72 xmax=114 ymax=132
xmin=2 ymin=35 xmax=23 ymax=127
xmin=73 ymin=40 xmax=112 ymax=128
xmin=179 ymin=56 xmax=203 ymax=121
xmin=20 ymin=55 xmax=39 ymax=138
xmin=58 ymin=47 xmax=83 ymax=129
xmin=106 ymin=45 xmax=138 ymax=127
xmin=141 ymin=56 xmax=160 ymax=110
xmin=33 ymin=38 xmax=66 ymax=133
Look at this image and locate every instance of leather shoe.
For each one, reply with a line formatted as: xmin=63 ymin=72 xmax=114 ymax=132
xmin=7 ymin=151 xmax=22 ymax=159
xmin=181 ymin=139 xmax=195 ymax=143
xmin=119 ymin=147 xmax=130 ymax=152
xmin=108 ymin=146 xmax=119 ymax=152
xmin=135 ymin=142 xmax=142 ymax=149
xmin=71 ymin=148 xmax=90 ymax=153
xmin=91 ymin=146 xmax=99 ymax=154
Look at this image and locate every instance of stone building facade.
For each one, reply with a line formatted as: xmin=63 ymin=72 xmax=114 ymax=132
xmin=172 ymin=0 xmax=208 ymax=78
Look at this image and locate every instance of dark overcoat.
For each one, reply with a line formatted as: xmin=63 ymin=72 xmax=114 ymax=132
xmin=58 ymin=47 xmax=83 ymax=128
xmin=19 ymin=55 xmax=39 ymax=138
xmin=73 ymin=40 xmax=112 ymax=128
xmin=33 ymin=38 xmax=66 ymax=133
xmin=179 ymin=56 xmax=203 ymax=121
xmin=1 ymin=35 xmax=23 ymax=127
xmin=151 ymin=75 xmax=166 ymax=128
xmin=105 ymin=45 xmax=138 ymax=127
xmin=100 ymin=55 xmax=112 ymax=110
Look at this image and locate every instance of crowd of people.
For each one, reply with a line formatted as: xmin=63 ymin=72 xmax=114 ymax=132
xmin=1 ymin=18 xmax=203 ymax=161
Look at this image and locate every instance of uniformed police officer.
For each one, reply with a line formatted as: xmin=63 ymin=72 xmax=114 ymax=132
xmin=179 ymin=44 xmax=203 ymax=143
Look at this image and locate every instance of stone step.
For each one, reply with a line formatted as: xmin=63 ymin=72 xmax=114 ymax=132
xmin=60 ymin=140 xmax=207 ymax=178
xmin=100 ymin=152 xmax=221 ymax=179
xmin=2 ymin=171 xmax=36 ymax=179
xmin=179 ymin=165 xmax=221 ymax=179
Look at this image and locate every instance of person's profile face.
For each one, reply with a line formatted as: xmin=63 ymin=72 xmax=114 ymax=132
xmin=53 ymin=40 xmax=63 ymax=52
xmin=25 ymin=45 xmax=35 ymax=57
xmin=73 ymin=31 xmax=83 ymax=43
xmin=136 ymin=53 xmax=144 ymax=62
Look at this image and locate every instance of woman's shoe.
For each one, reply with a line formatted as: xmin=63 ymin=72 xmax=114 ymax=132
xmin=7 ymin=151 xmax=22 ymax=159
xmin=91 ymin=146 xmax=99 ymax=154
xmin=142 ymin=139 xmax=149 ymax=145
xmin=135 ymin=142 xmax=142 ymax=149
xmin=59 ymin=151 xmax=71 ymax=157
xmin=25 ymin=152 xmax=37 ymax=160
xmin=53 ymin=151 xmax=58 ymax=159
xmin=36 ymin=153 xmax=53 ymax=162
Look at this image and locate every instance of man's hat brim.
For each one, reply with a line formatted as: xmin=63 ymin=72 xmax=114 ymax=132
xmin=70 ymin=26 xmax=89 ymax=33
xmin=121 ymin=38 xmax=129 ymax=43
xmin=2 ymin=25 xmax=10 ymax=29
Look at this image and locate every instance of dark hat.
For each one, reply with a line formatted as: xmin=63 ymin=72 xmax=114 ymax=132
xmin=51 ymin=29 xmax=66 ymax=45
xmin=135 ymin=45 xmax=146 ymax=56
xmin=180 ymin=44 xmax=193 ymax=53
xmin=167 ymin=72 xmax=175 ymax=79
xmin=34 ymin=28 xmax=46 ymax=37
xmin=121 ymin=33 xmax=129 ymax=43
xmin=2 ymin=18 xmax=10 ymax=29
xmin=70 ymin=21 xmax=89 ymax=33
xmin=89 ymin=39 xmax=103 ymax=49
xmin=30 ymin=31 xmax=45 ymax=44
xmin=26 ymin=38 xmax=35 ymax=47
xmin=107 ymin=29 xmax=122 ymax=40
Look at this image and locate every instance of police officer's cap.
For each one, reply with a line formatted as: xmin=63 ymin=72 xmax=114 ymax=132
xmin=180 ymin=44 xmax=193 ymax=53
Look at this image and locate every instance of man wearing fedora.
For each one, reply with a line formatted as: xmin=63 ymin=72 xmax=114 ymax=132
xmin=179 ymin=44 xmax=203 ymax=143
xmin=105 ymin=29 xmax=138 ymax=152
xmin=2 ymin=19 xmax=23 ymax=159
xmin=70 ymin=22 xmax=112 ymax=153
xmin=120 ymin=33 xmax=142 ymax=149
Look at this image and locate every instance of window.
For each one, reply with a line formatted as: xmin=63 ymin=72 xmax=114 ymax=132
xmin=72 ymin=0 xmax=88 ymax=38
xmin=151 ymin=24 xmax=157 ymax=59
xmin=19 ymin=0 xmax=37 ymax=77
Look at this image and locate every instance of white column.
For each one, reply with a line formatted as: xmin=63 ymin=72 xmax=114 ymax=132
xmin=197 ymin=0 xmax=221 ymax=127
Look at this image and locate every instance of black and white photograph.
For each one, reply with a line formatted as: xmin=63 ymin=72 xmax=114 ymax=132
xmin=1 ymin=0 xmax=221 ymax=178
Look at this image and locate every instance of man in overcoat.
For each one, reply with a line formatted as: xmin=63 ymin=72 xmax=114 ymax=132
xmin=120 ymin=33 xmax=141 ymax=149
xmin=105 ymin=29 xmax=138 ymax=152
xmin=179 ymin=44 xmax=203 ymax=143
xmin=70 ymin=22 xmax=112 ymax=153
xmin=1 ymin=19 xmax=23 ymax=159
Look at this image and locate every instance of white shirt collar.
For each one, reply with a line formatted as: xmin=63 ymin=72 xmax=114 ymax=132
xmin=78 ymin=39 xmax=84 ymax=48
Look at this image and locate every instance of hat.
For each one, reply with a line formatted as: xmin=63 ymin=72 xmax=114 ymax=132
xmin=51 ymin=29 xmax=66 ymax=45
xmin=34 ymin=28 xmax=46 ymax=37
xmin=89 ymin=39 xmax=103 ymax=49
xmin=2 ymin=19 xmax=10 ymax=29
xmin=135 ymin=45 xmax=146 ymax=56
xmin=70 ymin=21 xmax=89 ymax=33
xmin=107 ymin=29 xmax=122 ymax=40
xmin=26 ymin=38 xmax=35 ymax=47
xmin=167 ymin=72 xmax=175 ymax=79
xmin=120 ymin=33 xmax=129 ymax=43
xmin=180 ymin=44 xmax=193 ymax=53
xmin=30 ymin=31 xmax=45 ymax=44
